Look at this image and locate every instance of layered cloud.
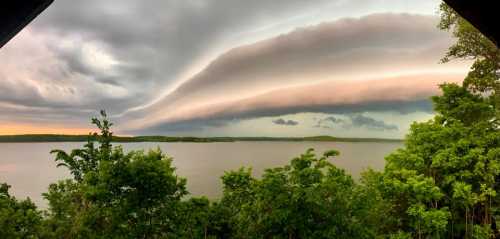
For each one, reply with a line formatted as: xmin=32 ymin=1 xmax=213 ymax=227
xmin=2 ymin=0 xmax=348 ymax=125
xmin=0 ymin=1 xmax=471 ymax=136
xmin=122 ymin=13 xmax=468 ymax=134
xmin=130 ymin=13 xmax=462 ymax=113
xmin=130 ymin=74 xmax=462 ymax=134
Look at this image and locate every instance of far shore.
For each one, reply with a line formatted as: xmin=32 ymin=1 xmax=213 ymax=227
xmin=0 ymin=134 xmax=403 ymax=143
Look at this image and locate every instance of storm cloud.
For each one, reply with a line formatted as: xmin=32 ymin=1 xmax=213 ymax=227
xmin=347 ymin=115 xmax=398 ymax=131
xmin=273 ymin=118 xmax=299 ymax=126
xmin=124 ymin=13 xmax=468 ymax=134
xmin=0 ymin=0 xmax=470 ymax=136
xmin=134 ymin=13 xmax=463 ymax=110
xmin=314 ymin=114 xmax=398 ymax=131
xmin=2 ymin=0 xmax=344 ymax=121
xmin=314 ymin=116 xmax=345 ymax=129
xmin=131 ymin=74 xmax=461 ymax=134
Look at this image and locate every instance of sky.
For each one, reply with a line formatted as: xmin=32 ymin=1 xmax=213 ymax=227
xmin=0 ymin=0 xmax=471 ymax=138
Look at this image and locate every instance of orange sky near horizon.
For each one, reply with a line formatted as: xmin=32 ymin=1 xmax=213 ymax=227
xmin=0 ymin=123 xmax=92 ymax=135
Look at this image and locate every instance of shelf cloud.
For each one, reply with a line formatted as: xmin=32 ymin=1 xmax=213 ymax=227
xmin=123 ymin=14 xmax=467 ymax=134
xmin=0 ymin=0 xmax=470 ymax=136
xmin=132 ymin=74 xmax=462 ymax=134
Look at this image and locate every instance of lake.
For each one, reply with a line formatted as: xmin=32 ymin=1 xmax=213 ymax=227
xmin=0 ymin=141 xmax=402 ymax=207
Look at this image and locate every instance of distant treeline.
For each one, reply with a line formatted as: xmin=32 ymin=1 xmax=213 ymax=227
xmin=0 ymin=134 xmax=402 ymax=143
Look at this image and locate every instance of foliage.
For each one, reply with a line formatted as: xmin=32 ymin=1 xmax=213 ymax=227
xmin=0 ymin=183 xmax=43 ymax=238
xmin=360 ymin=4 xmax=500 ymax=238
xmin=50 ymin=110 xmax=112 ymax=182
xmin=41 ymin=179 xmax=85 ymax=238
xmin=170 ymin=197 xmax=213 ymax=238
xmin=41 ymin=111 xmax=188 ymax=238
xmin=216 ymin=149 xmax=373 ymax=238
xmin=438 ymin=2 xmax=500 ymax=126
xmin=81 ymin=148 xmax=187 ymax=238
xmin=375 ymin=104 xmax=500 ymax=238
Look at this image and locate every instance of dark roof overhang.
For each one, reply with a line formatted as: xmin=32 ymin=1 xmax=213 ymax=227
xmin=443 ymin=0 xmax=499 ymax=48
xmin=0 ymin=0 xmax=54 ymax=48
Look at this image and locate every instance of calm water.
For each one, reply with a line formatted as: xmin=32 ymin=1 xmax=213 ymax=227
xmin=0 ymin=141 xmax=402 ymax=207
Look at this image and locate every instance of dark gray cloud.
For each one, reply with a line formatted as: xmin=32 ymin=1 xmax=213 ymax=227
xmin=346 ymin=115 xmax=398 ymax=131
xmin=314 ymin=116 xmax=345 ymax=128
xmin=30 ymin=0 xmax=336 ymax=105
xmin=2 ymin=0 xmax=336 ymax=122
xmin=314 ymin=114 xmax=398 ymax=131
xmin=272 ymin=118 xmax=299 ymax=126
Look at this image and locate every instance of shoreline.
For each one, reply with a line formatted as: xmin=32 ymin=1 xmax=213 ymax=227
xmin=0 ymin=134 xmax=403 ymax=143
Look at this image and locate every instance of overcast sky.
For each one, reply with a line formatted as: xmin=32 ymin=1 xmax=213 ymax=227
xmin=0 ymin=0 xmax=470 ymax=138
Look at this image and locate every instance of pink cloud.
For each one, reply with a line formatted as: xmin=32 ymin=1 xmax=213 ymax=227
xmin=122 ymin=14 xmax=470 ymax=133
xmin=125 ymin=73 xmax=463 ymax=131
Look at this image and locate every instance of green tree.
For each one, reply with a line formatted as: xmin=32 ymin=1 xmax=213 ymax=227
xmin=43 ymin=111 xmax=188 ymax=238
xmin=51 ymin=110 xmax=113 ymax=182
xmin=438 ymin=2 xmax=500 ymax=124
xmin=0 ymin=183 xmax=43 ymax=239
xmin=41 ymin=179 xmax=86 ymax=238
xmin=367 ymin=4 xmax=500 ymax=238
xmin=218 ymin=149 xmax=373 ymax=238
xmin=83 ymin=148 xmax=187 ymax=238
xmin=170 ymin=197 xmax=213 ymax=238
xmin=380 ymin=113 xmax=500 ymax=238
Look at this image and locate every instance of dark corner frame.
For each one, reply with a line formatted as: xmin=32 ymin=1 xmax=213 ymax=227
xmin=0 ymin=0 xmax=54 ymax=48
xmin=443 ymin=0 xmax=499 ymax=48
